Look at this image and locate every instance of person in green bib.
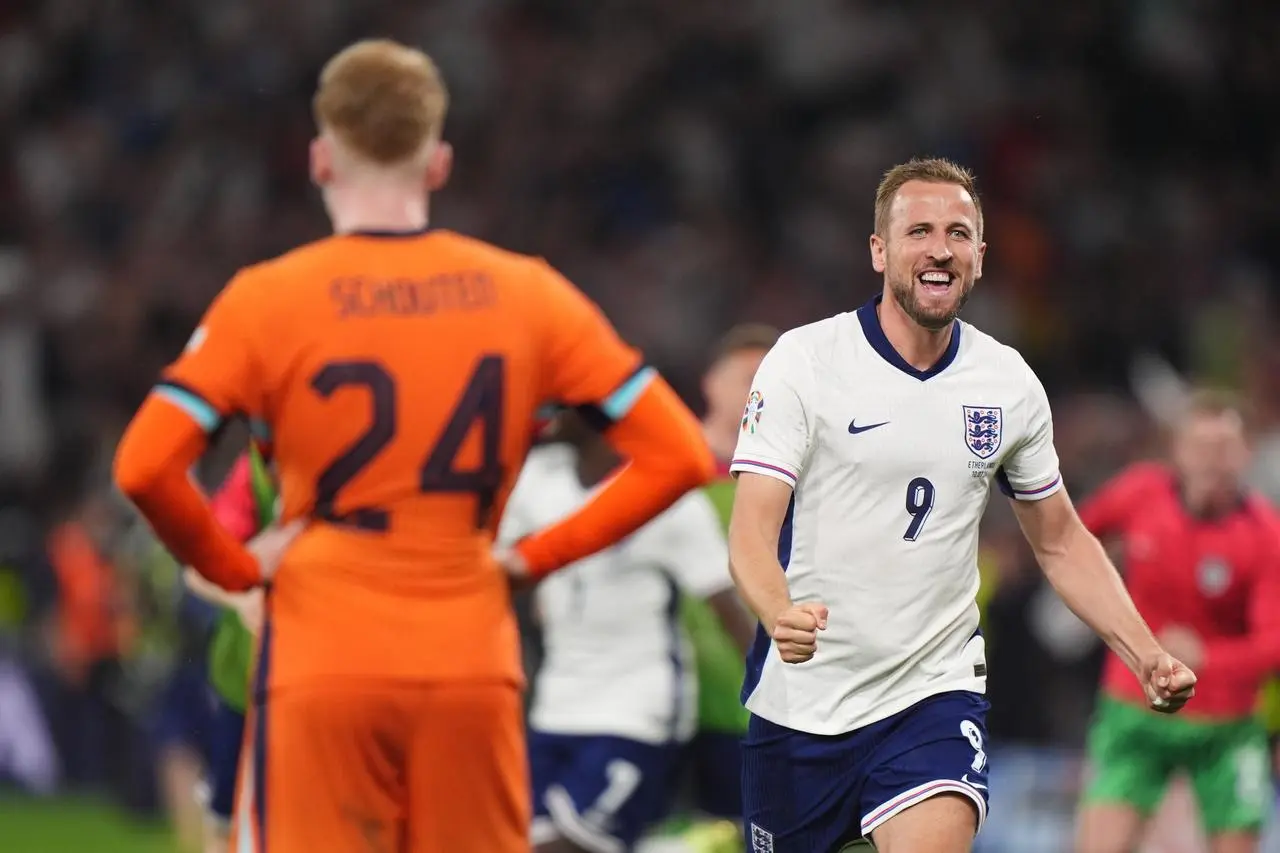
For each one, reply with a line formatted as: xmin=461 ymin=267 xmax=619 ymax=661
xmin=182 ymin=446 xmax=276 ymax=853
xmin=669 ymin=324 xmax=778 ymax=851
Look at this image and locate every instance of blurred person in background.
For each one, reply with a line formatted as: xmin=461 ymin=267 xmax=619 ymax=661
xmin=1075 ymin=389 xmax=1280 ymax=853
xmin=40 ymin=490 xmax=133 ymax=794
xmin=499 ymin=407 xmax=748 ymax=853
xmin=656 ymin=324 xmax=776 ymax=853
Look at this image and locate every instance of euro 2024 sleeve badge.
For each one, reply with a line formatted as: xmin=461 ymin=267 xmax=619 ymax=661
xmin=742 ymin=390 xmax=764 ymax=434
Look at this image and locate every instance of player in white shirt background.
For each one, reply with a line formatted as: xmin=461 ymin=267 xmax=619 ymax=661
xmin=500 ymin=408 xmax=753 ymax=853
xmin=727 ymin=157 xmax=1199 ymax=853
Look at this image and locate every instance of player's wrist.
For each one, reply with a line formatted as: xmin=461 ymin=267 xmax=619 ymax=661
xmin=1120 ymin=634 xmax=1165 ymax=679
xmin=512 ymin=536 xmax=554 ymax=580
xmin=760 ymin=597 xmax=794 ymax=634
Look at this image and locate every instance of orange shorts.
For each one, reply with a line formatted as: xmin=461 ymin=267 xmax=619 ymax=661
xmin=232 ymin=678 xmax=529 ymax=853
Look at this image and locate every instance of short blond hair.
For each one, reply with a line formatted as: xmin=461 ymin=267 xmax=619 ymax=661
xmin=874 ymin=157 xmax=982 ymax=238
xmin=313 ymin=39 xmax=449 ymax=166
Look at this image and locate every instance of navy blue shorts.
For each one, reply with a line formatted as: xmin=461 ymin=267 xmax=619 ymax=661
xmin=741 ymin=691 xmax=991 ymax=852
xmin=203 ymin=693 xmax=246 ymax=823
xmin=686 ymin=730 xmax=743 ymax=818
xmin=529 ymin=731 xmax=684 ymax=850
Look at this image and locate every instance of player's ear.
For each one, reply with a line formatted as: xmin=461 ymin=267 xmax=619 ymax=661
xmin=869 ymin=233 xmax=887 ymax=273
xmin=974 ymin=239 xmax=987 ymax=280
xmin=310 ymin=136 xmax=334 ymax=187
xmin=425 ymin=141 xmax=453 ymax=193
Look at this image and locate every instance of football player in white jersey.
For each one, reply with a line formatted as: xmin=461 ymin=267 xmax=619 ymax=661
xmin=501 ymin=408 xmax=754 ymax=853
xmin=727 ymin=157 xmax=1199 ymax=853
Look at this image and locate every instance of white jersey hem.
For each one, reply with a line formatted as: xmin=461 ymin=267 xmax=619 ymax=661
xmin=529 ymin=715 xmax=694 ymax=747
xmin=745 ymin=678 xmax=986 ymax=736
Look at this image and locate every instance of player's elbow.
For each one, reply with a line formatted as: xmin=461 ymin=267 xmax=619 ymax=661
xmin=112 ymin=436 xmax=156 ymax=505
xmin=112 ymin=426 xmax=179 ymax=511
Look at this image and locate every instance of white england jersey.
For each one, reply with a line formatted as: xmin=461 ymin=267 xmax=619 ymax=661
xmin=499 ymin=444 xmax=734 ymax=745
xmin=730 ymin=295 xmax=1062 ymax=735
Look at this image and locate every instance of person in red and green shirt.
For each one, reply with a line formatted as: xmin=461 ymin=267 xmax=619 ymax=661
xmin=183 ymin=446 xmax=276 ymax=853
xmin=1075 ymin=390 xmax=1280 ymax=853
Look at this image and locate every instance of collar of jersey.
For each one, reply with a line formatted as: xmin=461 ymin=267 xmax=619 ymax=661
xmin=344 ymin=226 xmax=432 ymax=238
xmin=856 ymin=294 xmax=962 ymax=381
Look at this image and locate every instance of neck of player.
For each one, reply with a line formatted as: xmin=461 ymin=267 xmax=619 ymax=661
xmin=327 ymin=184 xmax=429 ymax=235
xmin=877 ymin=288 xmax=954 ymax=371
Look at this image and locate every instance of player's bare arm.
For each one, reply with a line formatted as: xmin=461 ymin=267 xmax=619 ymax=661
xmin=729 ymin=471 xmax=827 ymax=663
xmin=1010 ymin=488 xmax=1197 ymax=712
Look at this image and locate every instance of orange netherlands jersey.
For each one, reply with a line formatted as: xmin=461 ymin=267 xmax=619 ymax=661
xmin=160 ymin=229 xmax=643 ymax=689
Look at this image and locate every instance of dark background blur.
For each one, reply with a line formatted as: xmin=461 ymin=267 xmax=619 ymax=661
xmin=2 ymin=2 xmax=1280 ymax=851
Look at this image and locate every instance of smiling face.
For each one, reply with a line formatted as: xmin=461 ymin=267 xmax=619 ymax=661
xmin=870 ymin=179 xmax=987 ymax=331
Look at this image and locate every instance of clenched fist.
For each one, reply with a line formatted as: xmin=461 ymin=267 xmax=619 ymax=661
xmin=1140 ymin=652 xmax=1197 ymax=714
xmin=771 ymin=602 xmax=828 ymax=663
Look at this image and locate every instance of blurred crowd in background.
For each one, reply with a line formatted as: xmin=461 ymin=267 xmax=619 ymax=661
xmin=2 ymin=1 xmax=1280 ymax=850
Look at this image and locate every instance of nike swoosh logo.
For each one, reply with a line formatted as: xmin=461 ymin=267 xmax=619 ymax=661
xmin=962 ymin=774 xmax=987 ymax=790
xmin=848 ymin=420 xmax=889 ymax=435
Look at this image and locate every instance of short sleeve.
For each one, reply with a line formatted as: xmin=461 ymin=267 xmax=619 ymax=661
xmin=729 ymin=335 xmax=813 ymax=487
xmin=996 ymin=366 xmax=1063 ymax=502
xmin=533 ymin=262 xmax=646 ymax=417
xmin=660 ymin=491 xmax=733 ymax=599
xmin=158 ymin=272 xmax=266 ymax=433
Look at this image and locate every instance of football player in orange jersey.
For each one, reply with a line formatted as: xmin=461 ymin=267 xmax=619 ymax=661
xmin=113 ymin=38 xmax=715 ymax=853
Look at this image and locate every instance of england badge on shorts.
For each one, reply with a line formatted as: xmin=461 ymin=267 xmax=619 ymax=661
xmin=963 ymin=406 xmax=1003 ymax=459
xmin=742 ymin=390 xmax=764 ymax=434
xmin=749 ymin=823 xmax=775 ymax=853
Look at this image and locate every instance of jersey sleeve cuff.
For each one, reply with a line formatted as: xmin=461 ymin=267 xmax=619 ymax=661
xmin=730 ymin=457 xmax=799 ymax=487
xmin=997 ymin=470 xmax=1062 ymax=501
